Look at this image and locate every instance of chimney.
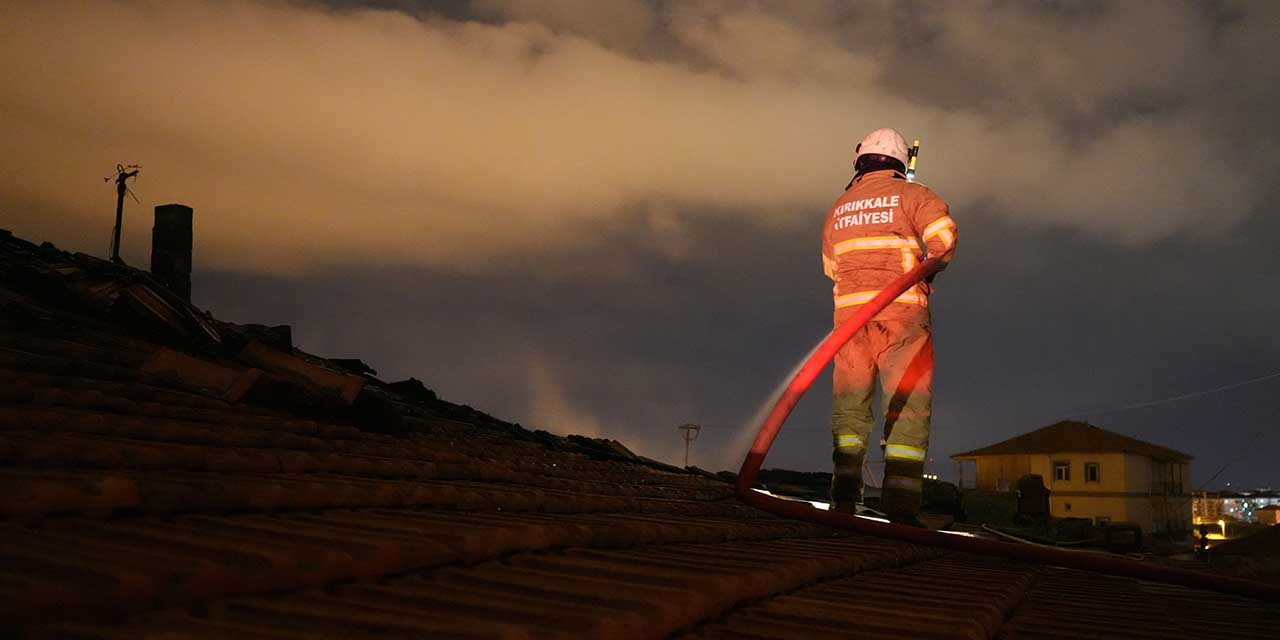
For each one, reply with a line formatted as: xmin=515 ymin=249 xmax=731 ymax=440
xmin=150 ymin=203 xmax=193 ymax=302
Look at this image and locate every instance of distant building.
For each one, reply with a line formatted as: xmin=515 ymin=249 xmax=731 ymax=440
xmin=1259 ymin=505 xmax=1280 ymax=526
xmin=1192 ymin=492 xmax=1225 ymax=523
xmin=1196 ymin=490 xmax=1280 ymax=524
xmin=952 ymin=421 xmax=1192 ymax=535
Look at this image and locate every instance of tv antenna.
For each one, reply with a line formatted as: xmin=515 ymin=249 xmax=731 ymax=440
xmin=105 ymin=163 xmax=141 ymax=263
xmin=676 ymin=423 xmax=702 ymax=468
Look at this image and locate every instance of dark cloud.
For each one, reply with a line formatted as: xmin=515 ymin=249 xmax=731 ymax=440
xmin=192 ymin=191 xmax=1280 ymax=486
xmin=4 ymin=0 xmax=1279 ymax=487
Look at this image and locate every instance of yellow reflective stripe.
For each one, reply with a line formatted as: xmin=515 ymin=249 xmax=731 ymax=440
xmin=938 ymin=228 xmax=955 ymax=248
xmin=833 ymin=235 xmax=918 ymax=254
xmin=884 ymin=444 xmax=927 ymax=461
xmin=900 ymin=247 xmax=916 ymax=273
xmin=922 ymin=216 xmax=955 ymax=240
xmin=884 ymin=475 xmax=923 ymax=492
xmin=835 ymin=290 xmax=927 ymax=309
xmin=834 ymin=434 xmax=865 ymax=449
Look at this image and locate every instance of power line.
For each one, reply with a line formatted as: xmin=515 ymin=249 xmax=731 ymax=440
xmin=1165 ymin=427 xmax=1270 ymax=517
xmin=1067 ymin=372 xmax=1278 ymax=492
xmin=1198 ymin=429 xmax=1268 ymax=491
xmin=697 ymin=423 xmax=831 ymax=433
xmin=1066 ymin=370 xmax=1280 ymax=419
xmin=711 ymin=370 xmax=1280 ymax=437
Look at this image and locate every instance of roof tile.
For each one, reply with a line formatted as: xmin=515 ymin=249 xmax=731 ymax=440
xmin=4 ymin=229 xmax=1276 ymax=637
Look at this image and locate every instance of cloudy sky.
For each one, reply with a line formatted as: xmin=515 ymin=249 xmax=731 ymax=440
xmin=3 ymin=0 xmax=1278 ymax=488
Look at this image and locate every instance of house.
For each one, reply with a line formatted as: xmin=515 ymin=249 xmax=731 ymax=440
xmin=952 ymin=421 xmax=1193 ymax=535
xmin=1214 ymin=490 xmax=1280 ymax=523
xmin=1194 ymin=491 xmax=1228 ymax=524
xmin=2 ymin=225 xmax=1277 ymax=637
xmin=1192 ymin=490 xmax=1280 ymax=525
xmin=1260 ymin=505 xmax=1280 ymax=526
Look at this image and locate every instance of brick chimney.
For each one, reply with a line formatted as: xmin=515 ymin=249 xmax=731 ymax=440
xmin=150 ymin=204 xmax=193 ymax=302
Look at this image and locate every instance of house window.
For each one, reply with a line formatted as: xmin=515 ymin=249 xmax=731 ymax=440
xmin=1053 ymin=461 xmax=1070 ymax=482
xmin=1085 ymin=462 xmax=1100 ymax=483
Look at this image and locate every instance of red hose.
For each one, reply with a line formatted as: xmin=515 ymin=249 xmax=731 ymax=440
xmin=735 ymin=257 xmax=1280 ymax=602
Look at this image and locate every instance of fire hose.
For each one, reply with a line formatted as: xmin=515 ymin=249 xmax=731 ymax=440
xmin=735 ymin=256 xmax=1280 ymax=602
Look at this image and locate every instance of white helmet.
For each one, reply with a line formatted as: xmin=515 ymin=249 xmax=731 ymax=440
xmin=855 ymin=128 xmax=909 ymax=166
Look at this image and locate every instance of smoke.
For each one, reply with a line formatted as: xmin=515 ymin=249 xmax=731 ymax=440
xmin=3 ymin=1 xmax=1276 ymax=275
xmin=520 ymin=349 xmax=605 ymax=438
xmin=6 ymin=1 xmax=1279 ymax=477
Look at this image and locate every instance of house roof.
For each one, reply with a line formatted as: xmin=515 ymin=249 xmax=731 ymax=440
xmin=1212 ymin=525 xmax=1280 ymax=557
xmin=1222 ymin=490 xmax=1280 ymax=499
xmin=952 ymin=420 xmax=1194 ymax=462
xmin=2 ymin=228 xmax=1275 ymax=638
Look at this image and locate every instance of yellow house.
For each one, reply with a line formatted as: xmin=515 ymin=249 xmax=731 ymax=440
xmin=952 ymin=421 xmax=1193 ymax=535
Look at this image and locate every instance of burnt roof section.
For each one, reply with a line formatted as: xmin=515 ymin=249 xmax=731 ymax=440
xmin=2 ymin=228 xmax=1274 ymax=637
xmin=952 ymin=420 xmax=1194 ymax=462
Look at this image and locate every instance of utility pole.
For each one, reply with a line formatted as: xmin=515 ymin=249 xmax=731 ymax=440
xmin=677 ymin=423 xmax=701 ymax=468
xmin=106 ymin=164 xmax=141 ymax=263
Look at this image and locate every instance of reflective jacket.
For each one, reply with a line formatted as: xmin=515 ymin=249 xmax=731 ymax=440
xmin=821 ymin=169 xmax=957 ymax=324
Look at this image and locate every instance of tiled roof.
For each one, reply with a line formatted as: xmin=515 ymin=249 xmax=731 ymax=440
xmin=3 ymin=229 xmax=1277 ymax=637
xmin=952 ymin=420 xmax=1193 ymax=462
xmin=1212 ymin=526 xmax=1280 ymax=558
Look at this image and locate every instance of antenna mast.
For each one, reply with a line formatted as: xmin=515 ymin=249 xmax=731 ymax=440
xmin=105 ymin=163 xmax=141 ymax=263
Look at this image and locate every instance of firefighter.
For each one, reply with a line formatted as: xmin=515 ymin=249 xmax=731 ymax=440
xmin=821 ymin=128 xmax=957 ymax=524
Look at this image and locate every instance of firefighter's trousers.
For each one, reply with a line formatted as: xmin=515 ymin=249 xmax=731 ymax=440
xmin=830 ymin=316 xmax=934 ymax=518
